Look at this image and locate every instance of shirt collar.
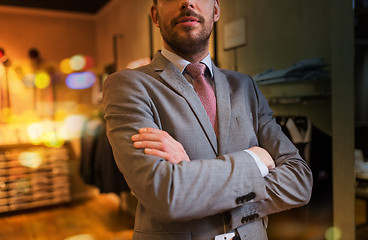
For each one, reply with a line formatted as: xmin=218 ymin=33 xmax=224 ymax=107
xmin=161 ymin=47 xmax=214 ymax=78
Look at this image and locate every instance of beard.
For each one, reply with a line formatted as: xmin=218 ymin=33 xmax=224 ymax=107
xmin=158 ymin=9 xmax=213 ymax=58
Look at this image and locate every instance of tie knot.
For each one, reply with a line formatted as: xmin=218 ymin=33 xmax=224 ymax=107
xmin=186 ymin=63 xmax=206 ymax=79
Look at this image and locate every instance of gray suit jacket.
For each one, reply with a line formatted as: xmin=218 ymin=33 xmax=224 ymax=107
xmin=103 ymin=52 xmax=313 ymax=240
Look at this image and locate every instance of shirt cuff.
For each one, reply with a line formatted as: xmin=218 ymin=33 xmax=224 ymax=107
xmin=244 ymin=149 xmax=269 ymax=177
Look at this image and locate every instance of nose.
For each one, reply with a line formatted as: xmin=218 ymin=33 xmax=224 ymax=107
xmin=180 ymin=0 xmax=195 ymax=10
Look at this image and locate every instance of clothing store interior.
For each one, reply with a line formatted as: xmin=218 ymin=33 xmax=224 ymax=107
xmin=0 ymin=0 xmax=366 ymax=239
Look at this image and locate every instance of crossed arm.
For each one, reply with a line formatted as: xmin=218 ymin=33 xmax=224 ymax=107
xmin=131 ymin=127 xmax=275 ymax=170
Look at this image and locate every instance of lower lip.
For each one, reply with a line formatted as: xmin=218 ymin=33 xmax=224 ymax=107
xmin=177 ymin=21 xmax=199 ymax=27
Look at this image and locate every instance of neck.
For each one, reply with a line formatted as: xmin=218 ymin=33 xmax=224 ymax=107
xmin=163 ymin=42 xmax=209 ymax=63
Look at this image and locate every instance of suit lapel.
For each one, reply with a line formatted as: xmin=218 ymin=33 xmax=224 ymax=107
xmin=151 ymin=52 xmax=218 ymax=155
xmin=213 ymin=66 xmax=231 ymax=156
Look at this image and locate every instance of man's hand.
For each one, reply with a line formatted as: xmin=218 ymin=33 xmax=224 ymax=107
xmin=248 ymin=146 xmax=275 ymax=169
xmin=131 ymin=128 xmax=190 ymax=164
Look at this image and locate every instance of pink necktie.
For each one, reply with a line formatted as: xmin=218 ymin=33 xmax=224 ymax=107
xmin=186 ymin=63 xmax=218 ymax=135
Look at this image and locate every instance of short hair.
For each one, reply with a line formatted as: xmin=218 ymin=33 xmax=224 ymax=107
xmin=153 ymin=0 xmax=157 ymax=5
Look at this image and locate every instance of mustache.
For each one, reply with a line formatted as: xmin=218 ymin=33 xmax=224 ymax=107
xmin=171 ymin=10 xmax=205 ymax=25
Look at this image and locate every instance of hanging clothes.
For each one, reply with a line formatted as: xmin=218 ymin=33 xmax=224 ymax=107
xmin=80 ymin=117 xmax=130 ymax=194
xmin=277 ymin=116 xmax=332 ymax=205
xmin=285 ymin=117 xmax=312 ymax=165
xmin=80 ymin=118 xmax=104 ymax=185
xmin=93 ymin=123 xmax=130 ymax=193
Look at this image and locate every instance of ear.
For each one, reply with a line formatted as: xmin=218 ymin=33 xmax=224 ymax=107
xmin=150 ymin=4 xmax=159 ymax=27
xmin=213 ymin=0 xmax=220 ymax=22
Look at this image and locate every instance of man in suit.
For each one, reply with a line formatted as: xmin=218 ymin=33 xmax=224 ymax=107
xmin=103 ymin=0 xmax=313 ymax=239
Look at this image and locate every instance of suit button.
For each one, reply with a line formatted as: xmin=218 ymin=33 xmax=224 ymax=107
xmin=250 ymin=213 xmax=259 ymax=221
xmin=241 ymin=216 xmax=249 ymax=224
xmin=241 ymin=213 xmax=259 ymax=224
xmin=236 ymin=194 xmax=250 ymax=204
xmin=236 ymin=196 xmax=244 ymax=204
xmin=245 ymin=192 xmax=256 ymax=202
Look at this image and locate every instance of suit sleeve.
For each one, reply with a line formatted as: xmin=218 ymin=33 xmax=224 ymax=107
xmin=228 ymin=77 xmax=313 ymax=230
xmin=103 ymin=69 xmax=268 ymax=222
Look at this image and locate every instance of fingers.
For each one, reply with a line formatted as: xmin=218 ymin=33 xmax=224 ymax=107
xmin=131 ymin=128 xmax=190 ymax=164
xmin=131 ymin=128 xmax=178 ymax=152
xmin=144 ymin=148 xmax=182 ymax=164
xmin=248 ymin=146 xmax=275 ymax=169
xmin=138 ymin=127 xmax=163 ymax=134
xmin=132 ymin=128 xmax=171 ymax=143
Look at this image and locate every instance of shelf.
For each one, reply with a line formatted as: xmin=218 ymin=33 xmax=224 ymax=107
xmin=267 ymin=94 xmax=331 ymax=105
xmin=258 ymin=78 xmax=331 ymax=104
xmin=256 ymin=77 xmax=330 ymax=86
xmin=0 ymin=145 xmax=71 ymax=213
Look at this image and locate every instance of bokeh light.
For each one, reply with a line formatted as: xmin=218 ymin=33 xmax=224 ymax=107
xmin=126 ymin=57 xmax=151 ymax=69
xmin=34 ymin=72 xmax=50 ymax=89
xmin=0 ymin=48 xmax=4 ymax=58
xmin=60 ymin=58 xmax=73 ymax=74
xmin=27 ymin=122 xmax=44 ymax=145
xmin=0 ymin=107 xmax=12 ymax=123
xmin=69 ymin=54 xmax=86 ymax=71
xmin=42 ymin=131 xmax=64 ymax=148
xmin=64 ymin=114 xmax=87 ymax=139
xmin=83 ymin=56 xmax=95 ymax=70
xmin=325 ymin=226 xmax=342 ymax=240
xmin=20 ymin=110 xmax=39 ymax=123
xmin=54 ymin=109 xmax=69 ymax=121
xmin=26 ymin=117 xmax=89 ymax=144
xmin=7 ymin=113 xmax=21 ymax=124
xmin=66 ymin=71 xmax=96 ymax=89
xmin=18 ymin=151 xmax=42 ymax=168
xmin=60 ymin=55 xmax=95 ymax=74
xmin=64 ymin=234 xmax=95 ymax=240
xmin=22 ymin=73 xmax=36 ymax=88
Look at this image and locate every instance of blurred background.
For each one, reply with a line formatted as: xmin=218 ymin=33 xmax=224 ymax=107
xmin=0 ymin=0 xmax=365 ymax=239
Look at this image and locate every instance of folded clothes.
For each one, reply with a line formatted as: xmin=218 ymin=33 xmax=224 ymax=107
xmin=253 ymin=58 xmax=329 ymax=85
xmin=356 ymin=149 xmax=368 ymax=179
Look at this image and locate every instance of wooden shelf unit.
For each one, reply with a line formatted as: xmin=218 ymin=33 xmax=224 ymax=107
xmin=0 ymin=144 xmax=71 ymax=213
